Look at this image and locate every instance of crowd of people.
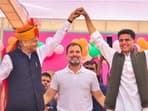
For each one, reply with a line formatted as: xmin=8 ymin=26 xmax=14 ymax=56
xmin=0 ymin=7 xmax=148 ymax=111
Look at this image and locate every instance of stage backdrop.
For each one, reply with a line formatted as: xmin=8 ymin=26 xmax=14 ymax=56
xmin=3 ymin=30 xmax=148 ymax=72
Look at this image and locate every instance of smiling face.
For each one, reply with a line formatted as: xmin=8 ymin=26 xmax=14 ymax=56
xmin=119 ymin=34 xmax=135 ymax=54
xmin=66 ymin=43 xmax=82 ymax=66
xmin=118 ymin=29 xmax=135 ymax=54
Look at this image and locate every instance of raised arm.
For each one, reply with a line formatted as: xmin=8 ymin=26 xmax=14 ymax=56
xmin=67 ymin=7 xmax=82 ymax=23
xmin=81 ymin=8 xmax=116 ymax=66
xmin=81 ymin=9 xmax=96 ymax=34
xmin=37 ymin=8 xmax=83 ymax=65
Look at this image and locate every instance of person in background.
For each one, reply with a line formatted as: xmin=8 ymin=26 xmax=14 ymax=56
xmin=83 ymin=60 xmax=107 ymax=111
xmin=42 ymin=72 xmax=57 ymax=111
xmin=81 ymin=8 xmax=148 ymax=111
xmin=0 ymin=8 xmax=81 ymax=111
xmin=98 ymin=55 xmax=110 ymax=86
xmin=42 ymin=72 xmax=52 ymax=91
xmin=44 ymin=42 xmax=105 ymax=111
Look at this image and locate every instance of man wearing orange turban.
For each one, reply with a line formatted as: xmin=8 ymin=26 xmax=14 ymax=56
xmin=0 ymin=8 xmax=82 ymax=111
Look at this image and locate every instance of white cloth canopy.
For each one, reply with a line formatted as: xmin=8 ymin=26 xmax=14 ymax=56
xmin=1 ymin=0 xmax=148 ymax=21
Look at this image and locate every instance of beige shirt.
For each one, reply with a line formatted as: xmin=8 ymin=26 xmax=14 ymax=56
xmin=50 ymin=66 xmax=100 ymax=111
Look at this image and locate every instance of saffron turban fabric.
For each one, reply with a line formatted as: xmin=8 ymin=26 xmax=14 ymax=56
xmin=15 ymin=18 xmax=39 ymax=41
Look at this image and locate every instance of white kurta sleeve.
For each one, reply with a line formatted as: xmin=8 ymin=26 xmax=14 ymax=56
xmin=37 ymin=21 xmax=71 ymax=65
xmin=0 ymin=54 xmax=13 ymax=81
xmin=90 ymin=31 xmax=116 ymax=66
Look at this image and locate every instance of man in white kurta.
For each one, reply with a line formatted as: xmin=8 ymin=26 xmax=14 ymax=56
xmin=81 ymin=8 xmax=148 ymax=111
xmin=0 ymin=8 xmax=82 ymax=111
xmin=90 ymin=31 xmax=147 ymax=111
xmin=0 ymin=7 xmax=81 ymax=81
xmin=0 ymin=20 xmax=70 ymax=81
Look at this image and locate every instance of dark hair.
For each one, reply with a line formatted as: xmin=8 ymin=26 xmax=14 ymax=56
xmin=66 ymin=42 xmax=82 ymax=54
xmin=83 ymin=60 xmax=98 ymax=70
xmin=42 ymin=72 xmax=51 ymax=79
xmin=117 ymin=29 xmax=135 ymax=40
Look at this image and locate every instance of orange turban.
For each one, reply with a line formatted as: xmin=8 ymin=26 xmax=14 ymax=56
xmin=15 ymin=18 xmax=39 ymax=41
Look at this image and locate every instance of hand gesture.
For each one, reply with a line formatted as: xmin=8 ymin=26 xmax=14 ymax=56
xmin=68 ymin=7 xmax=83 ymax=23
xmin=79 ymin=8 xmax=88 ymax=17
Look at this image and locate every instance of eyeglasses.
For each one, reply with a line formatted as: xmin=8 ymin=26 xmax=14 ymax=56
xmin=119 ymin=38 xmax=132 ymax=42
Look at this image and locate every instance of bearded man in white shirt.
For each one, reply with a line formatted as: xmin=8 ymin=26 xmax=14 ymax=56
xmin=44 ymin=42 xmax=105 ymax=111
